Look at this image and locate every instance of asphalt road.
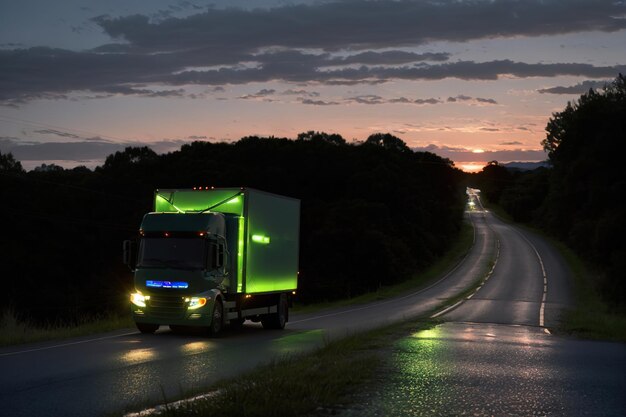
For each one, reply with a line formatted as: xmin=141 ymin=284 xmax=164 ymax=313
xmin=2 ymin=202 xmax=622 ymax=416
xmin=337 ymin=197 xmax=626 ymax=417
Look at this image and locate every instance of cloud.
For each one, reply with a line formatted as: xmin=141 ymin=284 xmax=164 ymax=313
xmin=2 ymin=0 xmax=626 ymax=104
xmin=283 ymin=89 xmax=320 ymax=97
xmin=413 ymin=98 xmax=441 ymax=105
xmin=501 ymin=141 xmax=524 ymax=145
xmin=537 ymin=79 xmax=611 ymax=94
xmin=0 ymin=137 xmax=188 ymax=162
xmin=447 ymin=95 xmax=472 ymax=102
xmin=238 ymin=88 xmax=276 ymax=99
xmin=33 ymin=129 xmax=81 ymax=139
xmin=299 ymin=98 xmax=340 ymax=106
xmin=347 ymin=95 xmax=491 ymax=106
xmin=414 ymin=144 xmax=547 ymax=162
xmin=348 ymin=95 xmax=386 ymax=105
xmin=329 ymin=51 xmax=450 ymax=66
xmin=95 ymin=1 xmax=626 ymax=53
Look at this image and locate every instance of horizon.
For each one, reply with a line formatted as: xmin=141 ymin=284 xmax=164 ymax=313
xmin=12 ymin=135 xmax=548 ymax=173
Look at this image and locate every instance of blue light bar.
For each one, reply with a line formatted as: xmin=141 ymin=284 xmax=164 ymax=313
xmin=146 ymin=280 xmax=189 ymax=289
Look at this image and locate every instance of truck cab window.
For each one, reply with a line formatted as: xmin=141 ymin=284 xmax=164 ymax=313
xmin=137 ymin=237 xmax=206 ymax=270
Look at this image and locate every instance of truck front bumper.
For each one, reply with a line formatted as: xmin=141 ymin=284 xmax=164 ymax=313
xmin=130 ymin=291 xmax=217 ymax=327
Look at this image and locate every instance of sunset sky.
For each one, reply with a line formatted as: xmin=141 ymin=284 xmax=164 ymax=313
xmin=1 ymin=0 xmax=625 ymax=171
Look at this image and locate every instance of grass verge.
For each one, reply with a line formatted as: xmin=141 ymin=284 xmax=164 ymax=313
xmin=550 ymin=241 xmax=626 ymax=342
xmin=123 ymin=319 xmax=436 ymax=417
xmin=0 ymin=309 xmax=134 ymax=347
xmin=293 ymin=220 xmax=475 ymax=314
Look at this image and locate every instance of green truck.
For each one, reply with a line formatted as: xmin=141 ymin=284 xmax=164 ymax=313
xmin=124 ymin=188 xmax=300 ymax=335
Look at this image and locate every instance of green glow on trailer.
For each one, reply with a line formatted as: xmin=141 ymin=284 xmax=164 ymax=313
xmin=156 ymin=194 xmax=184 ymax=213
xmin=237 ymin=216 xmax=245 ymax=293
xmin=251 ymin=234 xmax=270 ymax=244
xmin=155 ymin=189 xmax=244 ymax=215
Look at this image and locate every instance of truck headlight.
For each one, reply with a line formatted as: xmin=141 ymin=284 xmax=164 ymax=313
xmin=187 ymin=297 xmax=207 ymax=310
xmin=131 ymin=292 xmax=149 ymax=308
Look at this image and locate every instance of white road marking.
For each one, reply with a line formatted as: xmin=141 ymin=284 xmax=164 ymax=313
xmin=515 ymin=230 xmax=549 ymax=329
xmin=430 ymin=218 xmax=501 ymax=319
xmin=0 ymin=331 xmax=138 ymax=357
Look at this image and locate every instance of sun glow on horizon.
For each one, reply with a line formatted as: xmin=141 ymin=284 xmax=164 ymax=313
xmin=457 ymin=162 xmax=486 ymax=173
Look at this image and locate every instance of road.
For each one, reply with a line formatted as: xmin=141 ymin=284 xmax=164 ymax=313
xmin=338 ymin=193 xmax=626 ymax=417
xmin=1 ymin=198 xmax=623 ymax=416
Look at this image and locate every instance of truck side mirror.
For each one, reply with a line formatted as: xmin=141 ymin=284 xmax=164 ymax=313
xmin=123 ymin=240 xmax=136 ymax=271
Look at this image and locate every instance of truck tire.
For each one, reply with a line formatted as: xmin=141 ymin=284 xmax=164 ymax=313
xmin=207 ymin=299 xmax=223 ymax=336
xmin=262 ymin=296 xmax=288 ymax=330
xmin=136 ymin=323 xmax=159 ymax=334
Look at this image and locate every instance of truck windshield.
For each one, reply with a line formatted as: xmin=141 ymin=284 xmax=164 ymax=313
xmin=137 ymin=238 xmax=206 ymax=270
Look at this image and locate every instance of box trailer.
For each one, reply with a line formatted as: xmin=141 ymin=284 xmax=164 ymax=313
xmin=124 ymin=188 xmax=300 ymax=335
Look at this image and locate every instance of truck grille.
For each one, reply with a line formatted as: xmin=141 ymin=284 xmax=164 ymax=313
xmin=148 ymin=295 xmax=186 ymax=320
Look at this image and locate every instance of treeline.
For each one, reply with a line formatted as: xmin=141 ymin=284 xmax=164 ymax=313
xmin=473 ymin=74 xmax=626 ymax=310
xmin=0 ymin=133 xmax=466 ymax=323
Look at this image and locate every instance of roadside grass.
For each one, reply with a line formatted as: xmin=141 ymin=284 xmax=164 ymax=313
xmin=0 ymin=309 xmax=134 ymax=347
xmin=123 ymin=319 xmax=436 ymax=417
xmin=551 ymin=241 xmax=626 ymax=342
xmin=293 ymin=219 xmax=475 ymax=314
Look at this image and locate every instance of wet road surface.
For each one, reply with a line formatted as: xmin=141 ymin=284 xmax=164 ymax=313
xmin=338 ymin=198 xmax=625 ymax=417
xmin=341 ymin=323 xmax=626 ymax=417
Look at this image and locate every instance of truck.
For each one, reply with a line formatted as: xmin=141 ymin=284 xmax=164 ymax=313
xmin=123 ymin=187 xmax=300 ymax=335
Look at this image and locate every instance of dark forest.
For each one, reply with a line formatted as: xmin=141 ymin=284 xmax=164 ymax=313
xmin=0 ymin=133 xmax=466 ymax=323
xmin=473 ymin=74 xmax=626 ymax=311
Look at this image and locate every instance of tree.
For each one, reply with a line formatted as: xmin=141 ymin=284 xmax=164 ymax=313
xmin=296 ymin=131 xmax=346 ymax=145
xmin=101 ymin=146 xmax=158 ymax=170
xmin=0 ymin=151 xmax=24 ymax=173
xmin=540 ymin=74 xmax=626 ymax=308
xmin=474 ymin=161 xmax=512 ymax=205
xmin=365 ymin=133 xmax=411 ymax=153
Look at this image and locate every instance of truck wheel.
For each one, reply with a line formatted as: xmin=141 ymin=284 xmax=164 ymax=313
xmin=207 ymin=299 xmax=223 ymax=336
xmin=262 ymin=297 xmax=288 ymax=330
xmin=136 ymin=323 xmax=159 ymax=334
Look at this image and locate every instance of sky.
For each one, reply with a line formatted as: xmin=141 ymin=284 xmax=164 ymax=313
xmin=1 ymin=0 xmax=625 ymax=172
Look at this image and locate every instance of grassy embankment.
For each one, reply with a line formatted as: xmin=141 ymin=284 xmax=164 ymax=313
xmin=553 ymin=241 xmax=626 ymax=342
xmin=293 ymin=219 xmax=475 ymax=314
xmin=487 ymin=204 xmax=626 ymax=342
